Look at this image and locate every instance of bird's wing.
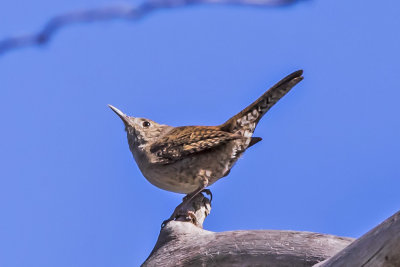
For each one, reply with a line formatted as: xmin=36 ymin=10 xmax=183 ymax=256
xmin=220 ymin=70 xmax=303 ymax=136
xmin=149 ymin=126 xmax=242 ymax=164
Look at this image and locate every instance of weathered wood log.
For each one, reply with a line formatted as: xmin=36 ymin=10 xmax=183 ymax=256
xmin=142 ymin=193 xmax=353 ymax=266
xmin=314 ymin=210 xmax=400 ymax=267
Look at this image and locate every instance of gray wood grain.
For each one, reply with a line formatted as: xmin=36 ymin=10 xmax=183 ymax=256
xmin=143 ymin=222 xmax=353 ymax=266
xmin=142 ymin=193 xmax=353 ymax=266
xmin=314 ymin=210 xmax=400 ymax=267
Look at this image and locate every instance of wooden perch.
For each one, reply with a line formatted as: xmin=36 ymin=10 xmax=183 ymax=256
xmin=143 ymin=192 xmax=400 ymax=266
xmin=142 ymin=193 xmax=354 ymax=266
xmin=314 ymin=210 xmax=400 ymax=267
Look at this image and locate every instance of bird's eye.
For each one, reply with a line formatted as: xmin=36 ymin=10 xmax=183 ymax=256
xmin=142 ymin=121 xmax=151 ymax=128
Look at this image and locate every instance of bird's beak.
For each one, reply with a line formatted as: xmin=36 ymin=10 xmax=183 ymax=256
xmin=108 ymin=104 xmax=131 ymax=125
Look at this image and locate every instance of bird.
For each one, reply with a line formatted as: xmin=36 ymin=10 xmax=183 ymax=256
xmin=109 ymin=70 xmax=303 ymax=223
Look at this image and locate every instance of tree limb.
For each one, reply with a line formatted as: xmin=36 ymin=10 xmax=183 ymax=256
xmin=143 ymin=193 xmax=354 ymax=266
xmin=0 ymin=0 xmax=303 ymax=56
xmin=314 ymin=210 xmax=400 ymax=267
xmin=145 ymin=192 xmax=400 ymax=266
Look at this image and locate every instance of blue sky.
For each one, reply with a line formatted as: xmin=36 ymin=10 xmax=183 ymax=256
xmin=1 ymin=0 xmax=400 ymax=266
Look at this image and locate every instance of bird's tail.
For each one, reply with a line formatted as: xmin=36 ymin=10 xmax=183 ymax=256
xmin=220 ymin=70 xmax=303 ymax=139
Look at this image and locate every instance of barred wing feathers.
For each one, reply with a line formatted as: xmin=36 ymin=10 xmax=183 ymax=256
xmin=150 ymin=126 xmax=242 ymax=164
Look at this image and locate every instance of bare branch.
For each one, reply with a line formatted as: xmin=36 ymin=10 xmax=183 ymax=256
xmin=0 ymin=0 xmax=302 ymax=56
xmin=143 ymin=192 xmax=354 ymax=266
xmin=144 ymin=190 xmax=400 ymax=266
xmin=314 ymin=210 xmax=400 ymax=267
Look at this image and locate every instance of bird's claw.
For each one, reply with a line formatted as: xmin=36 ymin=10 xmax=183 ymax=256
xmin=161 ymin=202 xmax=200 ymax=228
xmin=201 ymin=189 xmax=212 ymax=202
xmin=163 ymin=189 xmax=212 ymax=229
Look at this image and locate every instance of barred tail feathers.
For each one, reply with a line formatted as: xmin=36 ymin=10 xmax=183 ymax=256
xmin=220 ymin=70 xmax=303 ymax=138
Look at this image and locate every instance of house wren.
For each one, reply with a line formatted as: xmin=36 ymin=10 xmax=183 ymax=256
xmin=109 ymin=70 xmax=303 ymax=221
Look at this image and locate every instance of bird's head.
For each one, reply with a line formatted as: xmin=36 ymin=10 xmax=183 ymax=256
xmin=108 ymin=105 xmax=170 ymax=150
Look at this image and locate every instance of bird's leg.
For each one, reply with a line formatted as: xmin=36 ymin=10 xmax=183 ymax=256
xmin=162 ymin=177 xmax=209 ymax=228
xmin=182 ymin=191 xmax=196 ymax=202
xmin=183 ymin=188 xmax=212 ymax=202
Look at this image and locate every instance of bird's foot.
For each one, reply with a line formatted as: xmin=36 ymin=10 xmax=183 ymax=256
xmin=161 ymin=200 xmax=189 ymax=228
xmin=161 ymin=210 xmax=198 ymax=228
xmin=182 ymin=189 xmax=212 ymax=202
xmin=201 ymin=189 xmax=212 ymax=202
xmin=182 ymin=192 xmax=193 ymax=202
xmin=161 ymin=189 xmax=212 ymax=229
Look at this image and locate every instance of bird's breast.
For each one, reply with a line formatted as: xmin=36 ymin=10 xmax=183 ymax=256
xmin=132 ymin=140 xmax=247 ymax=194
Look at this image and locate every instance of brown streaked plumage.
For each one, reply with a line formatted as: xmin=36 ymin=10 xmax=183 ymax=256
xmin=149 ymin=126 xmax=245 ymax=164
xmin=109 ymin=70 xmax=304 ymax=221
